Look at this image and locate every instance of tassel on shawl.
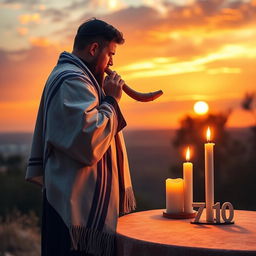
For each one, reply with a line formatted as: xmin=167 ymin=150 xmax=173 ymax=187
xmin=120 ymin=187 xmax=136 ymax=216
xmin=69 ymin=188 xmax=135 ymax=255
xmin=69 ymin=226 xmax=115 ymax=256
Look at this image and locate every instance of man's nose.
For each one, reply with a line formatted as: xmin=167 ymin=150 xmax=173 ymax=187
xmin=108 ymin=57 xmax=113 ymax=66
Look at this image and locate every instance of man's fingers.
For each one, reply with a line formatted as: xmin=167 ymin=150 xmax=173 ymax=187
xmin=114 ymin=74 xmax=121 ymax=83
xmin=110 ymin=71 xmax=116 ymax=79
xmin=105 ymin=71 xmax=124 ymax=93
xmin=107 ymin=71 xmax=123 ymax=85
xmin=119 ymin=79 xmax=125 ymax=88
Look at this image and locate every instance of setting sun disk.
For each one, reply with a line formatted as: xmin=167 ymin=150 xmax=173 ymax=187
xmin=193 ymin=101 xmax=209 ymax=115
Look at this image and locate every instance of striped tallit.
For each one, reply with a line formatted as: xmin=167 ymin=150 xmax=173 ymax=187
xmin=26 ymin=51 xmax=136 ymax=256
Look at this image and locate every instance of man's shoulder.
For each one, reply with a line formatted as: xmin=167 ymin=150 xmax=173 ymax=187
xmin=46 ymin=63 xmax=91 ymax=87
xmin=52 ymin=63 xmax=87 ymax=77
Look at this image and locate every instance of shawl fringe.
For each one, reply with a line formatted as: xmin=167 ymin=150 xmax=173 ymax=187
xmin=69 ymin=226 xmax=115 ymax=256
xmin=121 ymin=187 xmax=136 ymax=215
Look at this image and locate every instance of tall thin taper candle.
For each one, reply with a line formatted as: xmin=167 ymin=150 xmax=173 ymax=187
xmin=205 ymin=127 xmax=215 ymax=222
xmin=183 ymin=147 xmax=193 ymax=213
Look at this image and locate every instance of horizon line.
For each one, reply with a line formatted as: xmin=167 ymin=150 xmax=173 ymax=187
xmin=0 ymin=126 xmax=253 ymax=134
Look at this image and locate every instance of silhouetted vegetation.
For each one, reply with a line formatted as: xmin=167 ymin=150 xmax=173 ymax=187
xmin=241 ymin=92 xmax=256 ymax=125
xmin=0 ymin=154 xmax=42 ymax=219
xmin=241 ymin=91 xmax=256 ymax=153
xmin=0 ymin=154 xmax=41 ymax=256
xmin=170 ymin=110 xmax=256 ymax=210
xmin=0 ymin=210 xmax=40 ymax=256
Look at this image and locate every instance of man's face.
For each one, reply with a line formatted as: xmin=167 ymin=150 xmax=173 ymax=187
xmin=93 ymin=41 xmax=116 ymax=86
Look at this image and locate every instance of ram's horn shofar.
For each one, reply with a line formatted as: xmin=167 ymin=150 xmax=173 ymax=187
xmin=105 ymin=68 xmax=163 ymax=102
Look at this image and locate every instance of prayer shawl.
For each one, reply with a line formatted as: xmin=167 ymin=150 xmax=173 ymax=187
xmin=26 ymin=51 xmax=136 ymax=256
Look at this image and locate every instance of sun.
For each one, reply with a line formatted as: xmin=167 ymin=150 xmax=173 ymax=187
xmin=193 ymin=101 xmax=209 ymax=115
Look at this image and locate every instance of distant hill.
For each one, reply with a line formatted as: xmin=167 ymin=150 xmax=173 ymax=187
xmin=0 ymin=127 xmax=250 ymax=146
xmin=0 ymin=132 xmax=33 ymax=145
xmin=0 ymin=127 xmax=252 ymax=210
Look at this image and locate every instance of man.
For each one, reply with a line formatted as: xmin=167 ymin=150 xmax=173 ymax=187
xmin=26 ymin=18 xmax=136 ymax=256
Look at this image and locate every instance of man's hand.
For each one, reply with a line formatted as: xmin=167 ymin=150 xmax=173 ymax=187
xmin=103 ymin=71 xmax=125 ymax=103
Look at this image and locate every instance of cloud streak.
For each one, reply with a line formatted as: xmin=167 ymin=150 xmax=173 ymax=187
xmin=119 ymin=44 xmax=256 ymax=79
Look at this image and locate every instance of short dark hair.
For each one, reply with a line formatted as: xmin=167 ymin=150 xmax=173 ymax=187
xmin=73 ymin=18 xmax=125 ymax=51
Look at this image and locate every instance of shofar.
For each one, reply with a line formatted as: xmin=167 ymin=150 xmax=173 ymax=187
xmin=105 ymin=68 xmax=163 ymax=102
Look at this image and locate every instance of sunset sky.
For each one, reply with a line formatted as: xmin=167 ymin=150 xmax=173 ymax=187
xmin=1 ymin=0 xmax=256 ymax=131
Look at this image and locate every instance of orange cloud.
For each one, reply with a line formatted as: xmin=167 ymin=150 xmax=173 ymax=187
xmin=95 ymin=1 xmax=256 ymax=68
xmin=206 ymin=7 xmax=244 ymax=26
xmin=18 ymin=13 xmax=41 ymax=25
xmin=182 ymin=8 xmax=193 ymax=18
xmin=17 ymin=27 xmax=28 ymax=36
xmin=29 ymin=37 xmax=51 ymax=47
xmin=118 ymin=44 xmax=256 ymax=80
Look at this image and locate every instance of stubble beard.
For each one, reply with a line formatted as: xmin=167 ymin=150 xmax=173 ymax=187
xmin=94 ymin=70 xmax=104 ymax=87
xmin=87 ymin=56 xmax=105 ymax=87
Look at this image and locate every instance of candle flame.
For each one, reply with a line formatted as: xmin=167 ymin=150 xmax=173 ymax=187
xmin=206 ymin=127 xmax=211 ymax=141
xmin=186 ymin=147 xmax=190 ymax=161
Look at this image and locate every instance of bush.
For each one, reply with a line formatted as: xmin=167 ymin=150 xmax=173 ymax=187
xmin=0 ymin=210 xmax=40 ymax=256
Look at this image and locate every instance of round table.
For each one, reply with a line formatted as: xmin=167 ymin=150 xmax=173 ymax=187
xmin=116 ymin=209 xmax=256 ymax=256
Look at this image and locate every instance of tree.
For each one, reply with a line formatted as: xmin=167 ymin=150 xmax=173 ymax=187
xmin=241 ymin=92 xmax=256 ymax=125
xmin=170 ymin=111 xmax=255 ymax=210
xmin=241 ymin=92 xmax=256 ymax=151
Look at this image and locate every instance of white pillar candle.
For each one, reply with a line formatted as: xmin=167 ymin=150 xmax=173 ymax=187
xmin=183 ymin=147 xmax=193 ymax=213
xmin=205 ymin=127 xmax=215 ymax=222
xmin=166 ymin=178 xmax=184 ymax=214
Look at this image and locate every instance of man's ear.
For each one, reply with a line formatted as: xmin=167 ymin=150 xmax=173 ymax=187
xmin=89 ymin=42 xmax=99 ymax=56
